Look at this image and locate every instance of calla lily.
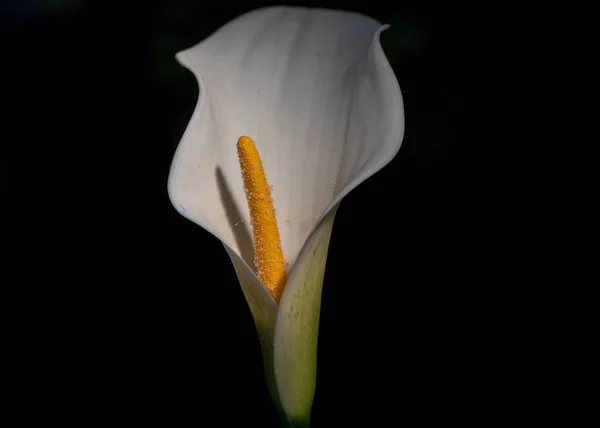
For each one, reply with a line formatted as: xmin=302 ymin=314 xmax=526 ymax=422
xmin=168 ymin=6 xmax=404 ymax=427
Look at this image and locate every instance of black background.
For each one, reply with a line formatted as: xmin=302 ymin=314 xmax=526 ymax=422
xmin=5 ymin=1 xmax=510 ymax=426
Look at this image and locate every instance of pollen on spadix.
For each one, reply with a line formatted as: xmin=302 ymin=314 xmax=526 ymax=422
xmin=237 ymin=135 xmax=287 ymax=304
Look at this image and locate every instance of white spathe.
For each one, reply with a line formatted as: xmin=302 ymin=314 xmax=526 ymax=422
xmin=168 ymin=6 xmax=404 ymax=426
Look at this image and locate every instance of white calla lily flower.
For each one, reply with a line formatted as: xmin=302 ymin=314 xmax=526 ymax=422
xmin=168 ymin=6 xmax=404 ymax=426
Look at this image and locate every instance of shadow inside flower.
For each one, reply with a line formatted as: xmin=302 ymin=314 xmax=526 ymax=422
xmin=215 ymin=166 xmax=256 ymax=271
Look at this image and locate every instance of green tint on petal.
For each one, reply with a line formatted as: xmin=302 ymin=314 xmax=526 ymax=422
xmin=224 ymin=247 xmax=277 ymax=349
xmin=273 ymin=205 xmax=339 ymax=426
xmin=223 ymin=247 xmax=284 ymax=417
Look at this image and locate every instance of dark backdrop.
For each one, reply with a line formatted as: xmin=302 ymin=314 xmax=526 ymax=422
xmin=6 ymin=1 xmax=501 ymax=426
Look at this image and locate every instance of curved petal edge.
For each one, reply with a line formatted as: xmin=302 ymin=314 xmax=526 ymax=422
xmin=273 ymin=205 xmax=339 ymax=425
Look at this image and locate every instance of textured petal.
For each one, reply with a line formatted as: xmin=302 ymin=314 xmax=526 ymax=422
xmin=273 ymin=206 xmax=338 ymax=425
xmin=168 ymin=6 xmax=404 ymax=274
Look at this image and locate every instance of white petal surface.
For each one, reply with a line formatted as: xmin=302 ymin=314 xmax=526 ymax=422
xmin=168 ymin=6 xmax=404 ymax=277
